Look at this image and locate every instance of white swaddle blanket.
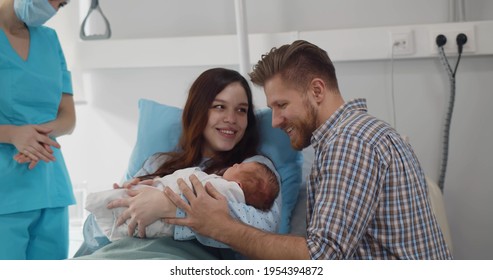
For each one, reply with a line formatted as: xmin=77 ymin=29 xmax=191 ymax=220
xmin=85 ymin=167 xmax=245 ymax=241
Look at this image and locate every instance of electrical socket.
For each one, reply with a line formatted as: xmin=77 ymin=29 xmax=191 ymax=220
xmin=390 ymin=30 xmax=415 ymax=56
xmin=430 ymin=25 xmax=476 ymax=54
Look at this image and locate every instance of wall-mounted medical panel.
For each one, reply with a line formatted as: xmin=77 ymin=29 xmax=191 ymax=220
xmin=76 ymin=20 xmax=493 ymax=69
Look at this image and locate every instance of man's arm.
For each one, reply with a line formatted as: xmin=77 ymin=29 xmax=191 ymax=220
xmin=164 ymin=175 xmax=311 ymax=260
xmin=213 ymin=218 xmax=310 ymax=260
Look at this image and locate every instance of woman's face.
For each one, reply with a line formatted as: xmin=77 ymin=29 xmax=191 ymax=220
xmin=202 ymin=82 xmax=249 ymax=157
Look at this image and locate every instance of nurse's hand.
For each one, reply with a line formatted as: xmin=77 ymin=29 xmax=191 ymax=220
xmin=13 ymin=153 xmax=38 ymax=169
xmin=107 ymin=186 xmax=176 ymax=238
xmin=13 ymin=143 xmax=52 ymax=170
xmin=11 ymin=125 xmax=60 ymax=164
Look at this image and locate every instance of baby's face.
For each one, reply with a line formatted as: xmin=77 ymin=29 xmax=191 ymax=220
xmin=223 ymin=162 xmax=259 ymax=183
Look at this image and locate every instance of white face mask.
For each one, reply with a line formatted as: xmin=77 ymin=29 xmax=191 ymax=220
xmin=14 ymin=0 xmax=56 ymax=27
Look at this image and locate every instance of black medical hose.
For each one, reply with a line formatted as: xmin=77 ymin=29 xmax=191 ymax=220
xmin=437 ymin=46 xmax=455 ymax=192
xmin=436 ymin=33 xmax=467 ymax=192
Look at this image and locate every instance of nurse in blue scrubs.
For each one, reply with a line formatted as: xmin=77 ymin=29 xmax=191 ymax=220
xmin=0 ymin=0 xmax=75 ymax=259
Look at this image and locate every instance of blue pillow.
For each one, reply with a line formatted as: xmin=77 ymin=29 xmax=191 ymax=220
xmin=125 ymin=99 xmax=303 ymax=234
xmin=125 ymin=99 xmax=183 ymax=181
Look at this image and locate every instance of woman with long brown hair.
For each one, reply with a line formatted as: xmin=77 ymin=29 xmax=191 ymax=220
xmin=75 ymin=68 xmax=281 ymax=259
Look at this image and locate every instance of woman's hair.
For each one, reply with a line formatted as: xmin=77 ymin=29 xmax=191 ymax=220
xmin=140 ymin=68 xmax=259 ymax=179
xmin=249 ymin=40 xmax=339 ymax=92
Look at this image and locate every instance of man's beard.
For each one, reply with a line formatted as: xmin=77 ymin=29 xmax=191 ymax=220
xmin=290 ymin=101 xmax=317 ymax=150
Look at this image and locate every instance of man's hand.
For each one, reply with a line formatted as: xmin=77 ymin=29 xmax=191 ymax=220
xmin=164 ymin=174 xmax=233 ymax=239
xmin=165 ymin=175 xmax=310 ymax=259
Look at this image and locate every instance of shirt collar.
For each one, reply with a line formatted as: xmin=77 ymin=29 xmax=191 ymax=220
xmin=311 ymin=98 xmax=368 ymax=145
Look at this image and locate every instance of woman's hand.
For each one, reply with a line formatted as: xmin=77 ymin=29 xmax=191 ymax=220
xmin=13 ymin=153 xmax=37 ymax=169
xmin=113 ymin=178 xmax=139 ymax=189
xmin=112 ymin=178 xmax=154 ymax=189
xmin=107 ymin=186 xmax=176 ymax=238
xmin=13 ymin=143 xmax=52 ymax=170
xmin=11 ymin=125 xmax=59 ymax=164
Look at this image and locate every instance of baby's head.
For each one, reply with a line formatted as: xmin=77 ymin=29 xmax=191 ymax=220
xmin=223 ymin=161 xmax=280 ymax=211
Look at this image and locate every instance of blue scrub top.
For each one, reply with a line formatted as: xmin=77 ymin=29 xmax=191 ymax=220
xmin=0 ymin=26 xmax=75 ymax=215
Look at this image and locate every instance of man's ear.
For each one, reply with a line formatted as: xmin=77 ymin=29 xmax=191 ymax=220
xmin=309 ymin=78 xmax=327 ymax=103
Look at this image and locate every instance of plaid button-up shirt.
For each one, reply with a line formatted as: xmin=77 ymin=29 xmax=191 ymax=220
xmin=306 ymin=99 xmax=452 ymax=259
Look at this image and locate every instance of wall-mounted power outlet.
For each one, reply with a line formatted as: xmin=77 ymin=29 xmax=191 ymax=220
xmin=430 ymin=24 xmax=476 ymax=54
xmin=390 ymin=30 xmax=415 ymax=56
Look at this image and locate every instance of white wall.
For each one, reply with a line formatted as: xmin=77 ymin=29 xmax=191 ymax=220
xmin=49 ymin=0 xmax=493 ymax=259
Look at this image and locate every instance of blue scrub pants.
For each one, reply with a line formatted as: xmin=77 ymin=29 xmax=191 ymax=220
xmin=0 ymin=207 xmax=69 ymax=260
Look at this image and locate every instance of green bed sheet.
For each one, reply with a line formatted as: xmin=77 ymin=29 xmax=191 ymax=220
xmin=74 ymin=237 xmax=221 ymax=260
